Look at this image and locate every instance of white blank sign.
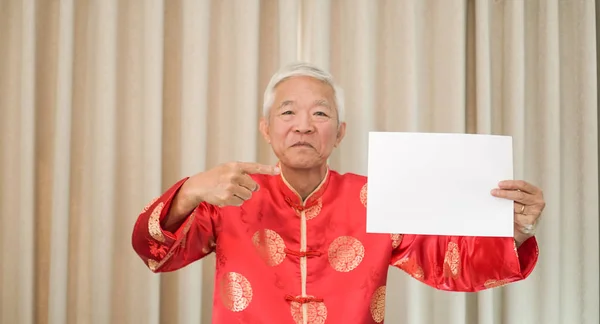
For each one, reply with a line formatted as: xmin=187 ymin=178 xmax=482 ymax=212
xmin=365 ymin=132 xmax=514 ymax=237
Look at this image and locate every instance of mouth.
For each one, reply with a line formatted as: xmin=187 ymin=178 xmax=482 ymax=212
xmin=291 ymin=141 xmax=314 ymax=148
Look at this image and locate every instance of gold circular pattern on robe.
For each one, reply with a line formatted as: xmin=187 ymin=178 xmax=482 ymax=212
xmin=370 ymin=285 xmax=386 ymax=323
xmin=290 ymin=297 xmax=328 ymax=324
xmin=393 ymin=257 xmax=424 ymax=280
xmin=443 ymin=241 xmax=461 ymax=278
xmin=220 ymin=272 xmax=253 ymax=312
xmin=360 ymin=183 xmax=368 ymax=207
xmin=294 ymin=198 xmax=323 ymax=220
xmin=148 ymin=202 xmax=166 ymax=242
xmin=147 ymin=259 xmax=159 ymax=271
xmin=484 ymin=279 xmax=509 ymax=289
xmin=390 ymin=234 xmax=403 ymax=249
xmin=328 ymin=236 xmax=365 ymax=272
xmin=305 ymin=198 xmax=323 ymax=220
xmin=252 ymin=229 xmax=287 ymax=266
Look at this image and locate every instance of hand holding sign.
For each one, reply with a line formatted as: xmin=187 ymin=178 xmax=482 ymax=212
xmin=491 ymin=180 xmax=546 ymax=244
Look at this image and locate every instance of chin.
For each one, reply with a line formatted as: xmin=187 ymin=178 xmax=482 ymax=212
xmin=279 ymin=154 xmax=323 ymax=170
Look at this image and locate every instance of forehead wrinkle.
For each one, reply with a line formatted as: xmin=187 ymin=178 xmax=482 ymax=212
xmin=313 ymin=99 xmax=331 ymax=108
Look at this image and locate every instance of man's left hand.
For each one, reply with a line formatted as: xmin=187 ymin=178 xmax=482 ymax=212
xmin=491 ymin=180 xmax=546 ymax=246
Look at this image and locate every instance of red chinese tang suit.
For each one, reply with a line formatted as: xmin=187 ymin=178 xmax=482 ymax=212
xmin=132 ymin=168 xmax=539 ymax=324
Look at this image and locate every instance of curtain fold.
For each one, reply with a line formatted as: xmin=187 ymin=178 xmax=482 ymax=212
xmin=0 ymin=0 xmax=597 ymax=323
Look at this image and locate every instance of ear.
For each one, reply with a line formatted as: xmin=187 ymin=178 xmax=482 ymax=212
xmin=334 ymin=122 xmax=346 ymax=148
xmin=259 ymin=117 xmax=271 ymax=143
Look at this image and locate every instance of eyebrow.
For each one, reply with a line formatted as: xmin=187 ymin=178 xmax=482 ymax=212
xmin=278 ymin=100 xmax=294 ymax=109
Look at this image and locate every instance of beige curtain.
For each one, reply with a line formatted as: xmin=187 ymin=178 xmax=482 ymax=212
xmin=1 ymin=0 xmax=598 ymax=323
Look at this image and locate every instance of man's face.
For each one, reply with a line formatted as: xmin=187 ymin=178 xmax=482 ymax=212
xmin=260 ymin=76 xmax=346 ymax=169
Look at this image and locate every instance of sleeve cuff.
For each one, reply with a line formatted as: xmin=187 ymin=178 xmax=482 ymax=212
xmin=516 ymin=235 xmax=539 ymax=277
xmin=146 ymin=177 xmax=190 ymax=245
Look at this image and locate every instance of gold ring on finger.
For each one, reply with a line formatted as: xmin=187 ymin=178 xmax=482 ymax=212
xmin=519 ymin=204 xmax=525 ymax=214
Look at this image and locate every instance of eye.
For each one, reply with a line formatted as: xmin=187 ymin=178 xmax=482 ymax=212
xmin=314 ymin=111 xmax=329 ymax=117
xmin=281 ymin=110 xmax=293 ymax=115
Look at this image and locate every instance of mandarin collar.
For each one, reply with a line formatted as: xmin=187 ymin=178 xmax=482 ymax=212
xmin=276 ymin=163 xmax=330 ymax=209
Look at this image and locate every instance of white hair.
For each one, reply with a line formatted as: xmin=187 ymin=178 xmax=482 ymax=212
xmin=262 ymin=61 xmax=345 ymax=123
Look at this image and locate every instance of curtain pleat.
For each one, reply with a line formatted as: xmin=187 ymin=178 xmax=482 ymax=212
xmin=46 ymin=0 xmax=74 ymax=322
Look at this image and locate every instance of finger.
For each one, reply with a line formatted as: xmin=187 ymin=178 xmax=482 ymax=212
xmin=514 ymin=202 xmax=526 ymax=214
xmin=231 ymin=182 xmax=253 ymax=200
xmin=491 ymin=188 xmax=536 ymax=204
xmin=237 ymin=162 xmax=281 ymax=175
xmin=224 ymin=195 xmax=245 ymax=207
xmin=512 ymin=201 xmax=543 ymax=216
xmin=235 ymin=174 xmax=260 ymax=192
xmin=497 ymin=180 xmax=539 ymax=194
xmin=219 ymin=187 xmax=248 ymax=206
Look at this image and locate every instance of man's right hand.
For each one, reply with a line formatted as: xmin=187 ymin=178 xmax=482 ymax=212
xmin=162 ymin=162 xmax=280 ymax=230
xmin=181 ymin=162 xmax=281 ymax=208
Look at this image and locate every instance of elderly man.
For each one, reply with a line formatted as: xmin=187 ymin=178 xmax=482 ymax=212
xmin=132 ymin=62 xmax=544 ymax=323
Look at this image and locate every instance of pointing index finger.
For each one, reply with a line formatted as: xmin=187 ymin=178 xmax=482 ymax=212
xmin=238 ymin=162 xmax=281 ymax=175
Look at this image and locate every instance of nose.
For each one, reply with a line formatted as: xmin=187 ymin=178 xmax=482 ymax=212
xmin=293 ymin=113 xmax=315 ymax=134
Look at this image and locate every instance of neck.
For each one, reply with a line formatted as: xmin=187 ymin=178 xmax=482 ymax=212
xmin=280 ymin=163 xmax=328 ymax=200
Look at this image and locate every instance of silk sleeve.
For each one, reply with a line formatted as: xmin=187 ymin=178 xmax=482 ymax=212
xmin=390 ymin=235 xmax=539 ymax=292
xmin=131 ymin=177 xmax=220 ymax=273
